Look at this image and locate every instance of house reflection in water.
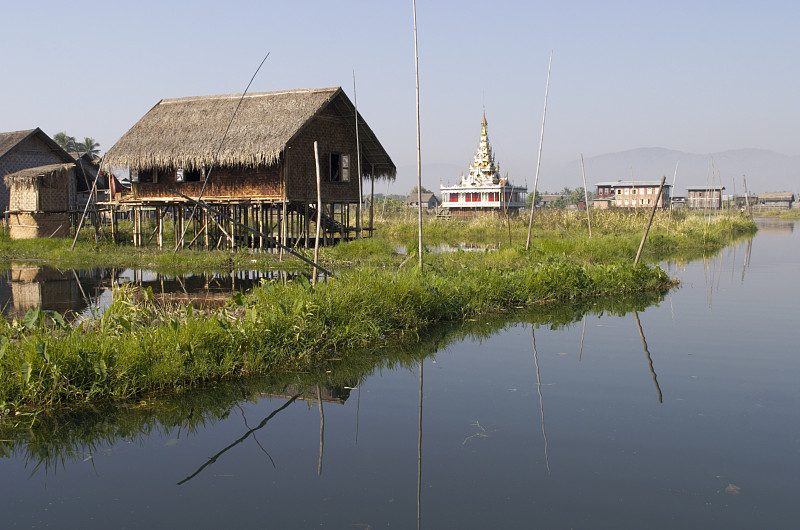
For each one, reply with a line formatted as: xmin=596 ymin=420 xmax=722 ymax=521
xmin=3 ymin=264 xmax=114 ymax=320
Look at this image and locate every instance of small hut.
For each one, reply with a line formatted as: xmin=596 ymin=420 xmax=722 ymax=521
xmin=103 ymin=87 xmax=395 ymax=248
xmin=0 ymin=128 xmax=75 ymax=214
xmin=4 ymin=163 xmax=74 ymax=239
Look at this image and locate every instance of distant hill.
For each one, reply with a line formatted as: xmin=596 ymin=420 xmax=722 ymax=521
xmin=562 ymin=148 xmax=798 ymax=195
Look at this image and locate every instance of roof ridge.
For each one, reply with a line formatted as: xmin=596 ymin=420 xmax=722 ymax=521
xmin=160 ymin=87 xmax=341 ymax=105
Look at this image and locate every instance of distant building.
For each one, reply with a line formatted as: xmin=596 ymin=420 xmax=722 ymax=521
xmin=406 ymin=192 xmax=440 ymax=209
xmin=538 ymin=194 xmax=564 ymax=208
xmin=686 ymin=186 xmax=724 ymax=209
xmin=595 ymin=181 xmax=671 ymax=209
xmin=0 ymin=128 xmax=75 ymax=214
xmin=440 ymin=114 xmax=526 ymax=218
xmin=757 ymin=192 xmax=795 ymax=210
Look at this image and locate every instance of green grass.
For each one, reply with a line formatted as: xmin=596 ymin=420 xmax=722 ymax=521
xmin=0 ymin=209 xmax=756 ymax=413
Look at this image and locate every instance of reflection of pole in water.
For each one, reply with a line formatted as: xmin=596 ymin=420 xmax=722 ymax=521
xmin=741 ymin=237 xmax=752 ymax=283
xmin=532 ymin=326 xmax=551 ymax=475
xmin=634 ymin=312 xmax=662 ymax=403
xmin=317 ymin=385 xmax=325 ymax=476
xmin=417 ymin=361 xmax=423 ymax=530
xmin=578 ymin=314 xmax=587 ymax=362
xmin=177 ymin=394 xmax=301 ymax=485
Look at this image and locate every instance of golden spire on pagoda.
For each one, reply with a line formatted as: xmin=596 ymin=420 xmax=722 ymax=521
xmin=464 ymin=112 xmax=500 ymax=185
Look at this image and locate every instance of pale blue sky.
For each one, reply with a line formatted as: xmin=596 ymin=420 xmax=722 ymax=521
xmin=2 ymin=1 xmax=798 ymax=192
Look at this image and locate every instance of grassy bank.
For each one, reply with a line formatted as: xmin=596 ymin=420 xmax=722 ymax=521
xmin=0 ymin=210 xmax=755 ymax=413
xmin=0 ymin=289 xmax=667 ymax=464
xmin=0 ymin=247 xmax=673 ymax=412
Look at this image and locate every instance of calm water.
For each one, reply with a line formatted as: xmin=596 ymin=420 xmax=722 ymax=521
xmin=1 ymin=219 xmax=798 ymax=529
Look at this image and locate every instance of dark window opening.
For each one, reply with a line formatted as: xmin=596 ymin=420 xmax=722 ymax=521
xmin=329 ymin=153 xmax=350 ymax=182
xmin=330 ymin=153 xmax=341 ymax=182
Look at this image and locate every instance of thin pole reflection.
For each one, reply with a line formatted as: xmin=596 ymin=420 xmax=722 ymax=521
xmin=578 ymin=314 xmax=587 ymax=362
xmin=634 ymin=311 xmax=662 ymax=403
xmin=317 ymin=385 xmax=325 ymax=476
xmin=417 ymin=361 xmax=423 ymax=530
xmin=177 ymin=394 xmax=301 ymax=485
xmin=532 ymin=325 xmax=551 ymax=475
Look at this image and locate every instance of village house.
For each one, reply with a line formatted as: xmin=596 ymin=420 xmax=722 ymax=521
xmin=686 ymin=186 xmax=724 ymax=209
xmin=439 ymin=114 xmax=526 ymax=218
xmin=594 ymin=180 xmax=671 ymax=209
xmin=756 ymin=192 xmax=795 ymax=210
xmin=0 ymin=128 xmax=75 ymax=216
xmin=406 ymin=192 xmax=440 ymax=209
xmin=103 ymin=87 xmax=395 ymax=248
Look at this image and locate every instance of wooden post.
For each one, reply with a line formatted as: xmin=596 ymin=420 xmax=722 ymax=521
xmin=369 ymin=164 xmax=375 ymax=238
xmin=157 ymin=205 xmax=163 ymax=249
xmin=313 ymin=141 xmax=323 ymax=285
xmin=633 ymin=176 xmax=666 ymax=266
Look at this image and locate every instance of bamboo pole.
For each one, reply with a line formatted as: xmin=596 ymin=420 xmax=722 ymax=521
xmin=667 ymin=161 xmax=678 ymax=235
xmin=369 ymin=164 xmax=375 ymax=238
xmin=526 ymin=51 xmax=552 ymax=251
xmin=633 ymin=176 xmax=666 ymax=266
xmin=742 ymin=175 xmax=752 ymax=219
xmin=353 ymin=70 xmax=363 ymax=238
xmin=412 ymin=0 xmax=423 ymax=270
xmin=580 ymin=153 xmax=592 ymax=238
xmin=313 ymin=141 xmax=322 ymax=286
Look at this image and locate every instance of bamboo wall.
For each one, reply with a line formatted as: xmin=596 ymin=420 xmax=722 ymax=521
xmin=0 ymin=135 xmax=72 ymax=212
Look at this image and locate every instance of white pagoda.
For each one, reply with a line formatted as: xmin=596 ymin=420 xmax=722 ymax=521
xmin=440 ymin=113 xmax=527 ymax=218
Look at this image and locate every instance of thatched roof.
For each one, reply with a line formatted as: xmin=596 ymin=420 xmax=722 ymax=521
xmin=759 ymin=192 xmax=794 ymax=201
xmin=4 ymin=163 xmax=74 ymax=189
xmin=105 ymin=87 xmax=396 ymax=179
xmin=0 ymin=128 xmax=74 ymax=163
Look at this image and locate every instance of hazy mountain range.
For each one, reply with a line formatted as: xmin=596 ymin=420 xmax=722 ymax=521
xmin=561 ymin=148 xmax=798 ymax=195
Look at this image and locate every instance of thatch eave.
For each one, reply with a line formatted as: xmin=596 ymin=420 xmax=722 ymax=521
xmin=4 ymin=163 xmax=75 ymax=189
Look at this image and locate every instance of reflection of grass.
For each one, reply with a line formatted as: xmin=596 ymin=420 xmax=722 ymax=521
xmin=0 ymin=288 xmax=665 ymax=472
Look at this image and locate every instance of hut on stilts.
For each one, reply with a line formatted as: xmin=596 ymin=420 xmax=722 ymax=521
xmin=102 ymin=87 xmax=395 ymax=250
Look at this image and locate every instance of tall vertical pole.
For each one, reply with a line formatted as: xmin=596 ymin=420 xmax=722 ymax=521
xmin=353 ymin=70 xmax=363 ymax=238
xmin=413 ymin=0 xmax=423 ymax=270
xmin=313 ymin=141 xmax=323 ymax=286
xmin=369 ymin=164 xmax=375 ymax=237
xmin=634 ymin=176 xmax=666 ymax=266
xmin=526 ymin=51 xmax=552 ymax=251
xmin=580 ymin=153 xmax=592 ymax=238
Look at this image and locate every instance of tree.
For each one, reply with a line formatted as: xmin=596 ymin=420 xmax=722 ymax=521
xmin=77 ymin=137 xmax=100 ymax=157
xmin=409 ymin=185 xmax=432 ymax=195
xmin=525 ymin=190 xmax=542 ymax=208
xmin=53 ymin=131 xmax=77 ymax=151
xmin=52 ymin=132 xmax=100 ymax=158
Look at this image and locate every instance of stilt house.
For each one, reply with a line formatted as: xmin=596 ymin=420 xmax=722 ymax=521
xmin=103 ymin=87 xmax=395 ymax=248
